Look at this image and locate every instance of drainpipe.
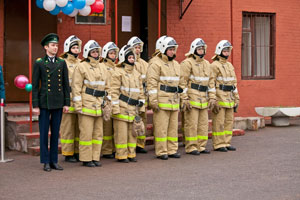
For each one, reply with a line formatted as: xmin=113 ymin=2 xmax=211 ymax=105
xmin=28 ymin=0 xmax=32 ymax=133
xmin=158 ymin=0 xmax=161 ymax=38
xmin=230 ymin=0 xmax=233 ymax=64
xmin=115 ymin=0 xmax=118 ymax=45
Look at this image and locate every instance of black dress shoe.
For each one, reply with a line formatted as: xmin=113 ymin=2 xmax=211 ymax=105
xmin=215 ymin=147 xmax=228 ymax=152
xmin=169 ymin=152 xmax=181 ymax=158
xmin=65 ymin=156 xmax=77 ymax=163
xmin=157 ymin=154 xmax=168 ymax=160
xmin=226 ymin=146 xmax=236 ymax=151
xmin=74 ymin=153 xmax=80 ymax=162
xmin=93 ymin=160 xmax=102 ymax=167
xmin=136 ymin=146 xmax=148 ymax=154
xmin=50 ymin=163 xmax=64 ymax=170
xmin=102 ymin=154 xmax=115 ymax=159
xmin=43 ymin=164 xmax=51 ymax=172
xmin=200 ymin=149 xmax=211 ymax=154
xmin=117 ymin=159 xmax=129 ymax=163
xmin=187 ymin=150 xmax=200 ymax=155
xmin=128 ymin=157 xmax=137 ymax=162
xmin=83 ymin=161 xmax=96 ymax=167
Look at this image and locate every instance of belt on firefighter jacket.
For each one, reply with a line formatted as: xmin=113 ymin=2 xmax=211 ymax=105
xmin=85 ymin=87 xmax=107 ymax=97
xmin=191 ymin=83 xmax=208 ymax=92
xmin=119 ymin=94 xmax=139 ymax=106
xmin=219 ymin=84 xmax=235 ymax=91
xmin=160 ymin=85 xmax=183 ymax=93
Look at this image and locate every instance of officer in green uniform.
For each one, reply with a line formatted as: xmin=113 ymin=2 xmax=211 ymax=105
xmin=32 ymin=33 xmax=70 ymax=172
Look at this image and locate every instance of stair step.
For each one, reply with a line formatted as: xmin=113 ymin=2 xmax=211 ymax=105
xmin=28 ymin=145 xmax=62 ymax=156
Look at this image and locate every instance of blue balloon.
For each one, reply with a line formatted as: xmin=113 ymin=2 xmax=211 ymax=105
xmin=36 ymin=0 xmax=44 ymax=9
xmin=62 ymin=2 xmax=74 ymax=15
xmin=49 ymin=5 xmax=61 ymax=15
xmin=73 ymin=0 xmax=86 ymax=10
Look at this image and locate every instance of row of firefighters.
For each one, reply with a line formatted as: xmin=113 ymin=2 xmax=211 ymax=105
xmin=59 ymin=35 xmax=240 ymax=167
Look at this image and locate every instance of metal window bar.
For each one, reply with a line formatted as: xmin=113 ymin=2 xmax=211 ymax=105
xmin=242 ymin=12 xmax=275 ymax=80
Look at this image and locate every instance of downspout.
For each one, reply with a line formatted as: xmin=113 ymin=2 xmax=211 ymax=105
xmin=115 ymin=0 xmax=118 ymax=45
xmin=28 ymin=0 xmax=32 ymax=133
xmin=158 ymin=0 xmax=161 ymax=38
xmin=230 ymin=0 xmax=233 ymax=64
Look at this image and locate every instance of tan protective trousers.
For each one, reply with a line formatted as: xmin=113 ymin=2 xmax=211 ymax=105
xmin=184 ymin=108 xmax=209 ymax=153
xmin=181 ymin=112 xmax=185 ymax=145
xmin=60 ymin=113 xmax=79 ymax=156
xmin=153 ymin=110 xmax=178 ymax=156
xmin=113 ymin=119 xmax=137 ymax=159
xmin=78 ymin=114 xmax=103 ymax=162
xmin=136 ymin=111 xmax=147 ymax=148
xmin=212 ymin=107 xmax=234 ymax=149
xmin=102 ymin=118 xmax=115 ymax=155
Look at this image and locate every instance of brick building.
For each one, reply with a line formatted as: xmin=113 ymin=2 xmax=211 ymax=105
xmin=1 ymin=0 xmax=300 ymax=117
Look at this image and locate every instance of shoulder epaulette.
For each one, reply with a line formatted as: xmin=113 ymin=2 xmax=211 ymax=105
xmin=36 ymin=58 xmax=42 ymax=62
xmin=57 ymin=57 xmax=64 ymax=62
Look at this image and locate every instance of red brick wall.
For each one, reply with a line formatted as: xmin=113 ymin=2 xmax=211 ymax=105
xmin=57 ymin=0 xmax=112 ymax=56
xmin=167 ymin=0 xmax=300 ymax=117
xmin=0 ymin=0 xmax=4 ymax=67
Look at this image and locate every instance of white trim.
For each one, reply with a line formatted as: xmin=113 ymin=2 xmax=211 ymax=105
xmin=159 ymin=76 xmax=180 ymax=81
xmin=107 ymin=95 xmax=112 ymax=100
xmin=73 ymin=96 xmax=82 ymax=102
xmin=141 ymin=74 xmax=146 ymax=79
xmin=216 ymin=77 xmax=235 ymax=82
xmin=189 ymin=75 xmax=209 ymax=81
xmin=233 ymin=88 xmax=238 ymax=93
xmin=183 ymin=88 xmax=188 ymax=94
xmin=120 ymin=86 xmax=140 ymax=93
xmin=148 ymin=89 xmax=157 ymax=94
xmin=208 ymin=87 xmax=216 ymax=92
xmin=139 ymin=99 xmax=145 ymax=104
xmin=84 ymin=79 xmax=105 ymax=86
xmin=69 ymin=79 xmax=72 ymax=84
xmin=112 ymin=100 xmax=119 ymax=105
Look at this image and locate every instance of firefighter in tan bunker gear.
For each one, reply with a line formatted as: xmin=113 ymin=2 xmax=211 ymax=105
xmin=100 ymin=42 xmax=119 ymax=159
xmin=147 ymin=37 xmax=186 ymax=160
xmin=149 ymin=35 xmax=168 ymax=66
xmin=111 ymin=45 xmax=145 ymax=163
xmin=72 ymin=40 xmax=110 ymax=167
xmin=60 ymin=35 xmax=82 ymax=162
xmin=127 ymin=36 xmax=148 ymax=153
xmin=209 ymin=40 xmax=239 ymax=152
xmin=180 ymin=38 xmax=215 ymax=155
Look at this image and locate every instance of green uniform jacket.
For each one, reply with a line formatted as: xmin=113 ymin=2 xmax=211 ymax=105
xmin=32 ymin=56 xmax=70 ymax=109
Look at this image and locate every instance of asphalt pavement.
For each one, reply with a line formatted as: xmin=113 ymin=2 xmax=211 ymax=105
xmin=1 ymin=119 xmax=300 ymax=200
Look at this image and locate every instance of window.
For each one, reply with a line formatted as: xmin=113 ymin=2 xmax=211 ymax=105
xmin=241 ymin=12 xmax=275 ymax=79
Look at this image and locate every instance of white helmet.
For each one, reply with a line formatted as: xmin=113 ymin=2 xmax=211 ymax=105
xmin=215 ymin=40 xmax=233 ymax=55
xmin=127 ymin=36 xmax=144 ymax=52
xmin=63 ymin=35 xmax=82 ymax=53
xmin=159 ymin=36 xmax=178 ymax=54
xmin=83 ymin=40 xmax=101 ymax=58
xmin=118 ymin=45 xmax=135 ymax=63
xmin=155 ymin=35 xmax=167 ymax=50
xmin=187 ymin=38 xmax=207 ymax=56
xmin=101 ymin=42 xmax=119 ymax=59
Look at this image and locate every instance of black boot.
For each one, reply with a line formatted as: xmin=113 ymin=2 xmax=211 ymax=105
xmin=157 ymin=154 xmax=168 ymax=160
xmin=43 ymin=164 xmax=51 ymax=172
xmin=65 ymin=156 xmax=77 ymax=163
xmin=74 ymin=153 xmax=80 ymax=162
xmin=169 ymin=152 xmax=181 ymax=158
xmin=200 ymin=149 xmax=211 ymax=154
xmin=50 ymin=163 xmax=63 ymax=170
xmin=128 ymin=157 xmax=137 ymax=162
xmin=117 ymin=159 xmax=129 ymax=163
xmin=136 ymin=146 xmax=148 ymax=154
xmin=93 ymin=160 xmax=102 ymax=167
xmin=187 ymin=150 xmax=200 ymax=155
xmin=215 ymin=147 xmax=228 ymax=152
xmin=226 ymin=146 xmax=236 ymax=151
xmin=83 ymin=161 xmax=95 ymax=167
xmin=102 ymin=154 xmax=115 ymax=159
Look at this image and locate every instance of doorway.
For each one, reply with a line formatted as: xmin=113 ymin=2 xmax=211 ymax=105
xmin=111 ymin=0 xmax=167 ymax=61
xmin=4 ymin=0 xmax=57 ymax=102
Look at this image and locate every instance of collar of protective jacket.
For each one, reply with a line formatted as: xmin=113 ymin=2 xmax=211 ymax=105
xmin=123 ymin=63 xmax=134 ymax=73
xmin=66 ymin=53 xmax=78 ymax=63
xmin=104 ymin=58 xmax=115 ymax=68
xmin=88 ymin=56 xmax=99 ymax=67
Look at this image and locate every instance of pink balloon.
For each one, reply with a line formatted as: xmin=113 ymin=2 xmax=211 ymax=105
xmin=14 ymin=75 xmax=29 ymax=89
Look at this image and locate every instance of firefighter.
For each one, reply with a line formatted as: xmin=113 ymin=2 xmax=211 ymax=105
xmin=111 ymin=45 xmax=145 ymax=163
xmin=100 ymin=42 xmax=119 ymax=159
xmin=147 ymin=36 xmax=186 ymax=160
xmin=149 ymin=35 xmax=167 ymax=65
xmin=127 ymin=36 xmax=148 ymax=153
xmin=60 ymin=35 xmax=82 ymax=162
xmin=209 ymin=40 xmax=239 ymax=152
xmin=72 ymin=40 xmax=110 ymax=167
xmin=180 ymin=38 xmax=215 ymax=155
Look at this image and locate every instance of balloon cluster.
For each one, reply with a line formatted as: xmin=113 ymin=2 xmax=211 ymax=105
xmin=14 ymin=75 xmax=32 ymax=92
xmin=36 ymin=0 xmax=104 ymax=17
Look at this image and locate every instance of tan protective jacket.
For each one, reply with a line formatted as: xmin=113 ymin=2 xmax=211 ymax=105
xmin=111 ymin=63 xmax=145 ymax=122
xmin=209 ymin=56 xmax=239 ymax=108
xmin=147 ymin=53 xmax=186 ymax=111
xmin=134 ymin=55 xmax=148 ymax=84
xmin=99 ymin=58 xmax=116 ymax=89
xmin=61 ymin=54 xmax=81 ymax=113
xmin=72 ymin=57 xmax=110 ymax=116
xmin=181 ymin=55 xmax=215 ymax=109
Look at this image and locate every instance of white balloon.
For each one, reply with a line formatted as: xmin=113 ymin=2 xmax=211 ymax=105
xmin=56 ymin=0 xmax=68 ymax=7
xmin=86 ymin=0 xmax=95 ymax=6
xmin=79 ymin=6 xmax=91 ymax=16
xmin=43 ymin=0 xmax=56 ymax=11
xmin=68 ymin=9 xmax=79 ymax=17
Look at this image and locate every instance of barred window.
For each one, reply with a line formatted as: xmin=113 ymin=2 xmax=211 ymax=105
xmin=242 ymin=12 xmax=275 ymax=79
